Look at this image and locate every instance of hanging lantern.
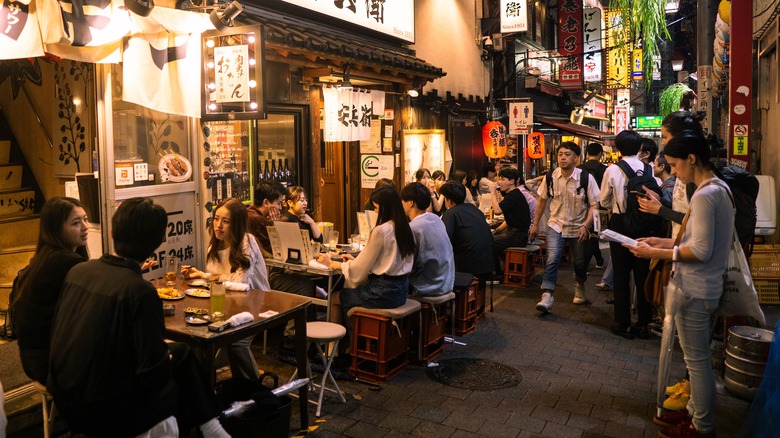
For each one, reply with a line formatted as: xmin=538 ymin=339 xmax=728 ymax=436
xmin=482 ymin=121 xmax=507 ymax=158
xmin=528 ymin=132 xmax=545 ymax=159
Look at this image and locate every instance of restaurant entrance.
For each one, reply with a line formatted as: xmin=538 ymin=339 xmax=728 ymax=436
xmin=320 ymin=140 xmax=359 ymax=240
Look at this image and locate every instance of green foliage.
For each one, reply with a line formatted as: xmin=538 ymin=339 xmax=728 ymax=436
xmin=614 ymin=0 xmax=671 ymax=89
xmin=659 ymin=83 xmax=693 ymax=117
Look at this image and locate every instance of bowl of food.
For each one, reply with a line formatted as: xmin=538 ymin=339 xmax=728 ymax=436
xmin=162 ymin=304 xmax=175 ymax=316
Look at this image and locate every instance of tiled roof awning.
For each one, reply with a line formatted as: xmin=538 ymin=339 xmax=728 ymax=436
xmin=538 ymin=116 xmax=615 ymax=141
xmin=240 ymin=8 xmax=446 ymax=87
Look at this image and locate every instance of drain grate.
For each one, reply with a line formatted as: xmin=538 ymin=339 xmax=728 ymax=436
xmin=426 ymin=358 xmax=522 ymax=391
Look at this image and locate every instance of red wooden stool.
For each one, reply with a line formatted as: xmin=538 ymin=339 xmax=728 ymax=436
xmin=503 ymin=245 xmax=541 ymax=288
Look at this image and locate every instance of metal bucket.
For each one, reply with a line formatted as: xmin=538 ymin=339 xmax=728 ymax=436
xmin=724 ymin=326 xmax=774 ymax=400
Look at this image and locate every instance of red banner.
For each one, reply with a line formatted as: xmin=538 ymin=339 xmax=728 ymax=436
xmin=558 ymin=0 xmax=583 ymax=90
xmin=728 ymin=0 xmax=751 ymax=170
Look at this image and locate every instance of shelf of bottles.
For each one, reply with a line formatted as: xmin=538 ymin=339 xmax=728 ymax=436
xmin=259 ymin=156 xmax=294 ymax=189
xmin=202 ymin=120 xmax=252 ymax=211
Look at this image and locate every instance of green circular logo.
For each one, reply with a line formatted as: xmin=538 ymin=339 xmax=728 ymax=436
xmin=362 ymin=155 xmax=379 ymax=177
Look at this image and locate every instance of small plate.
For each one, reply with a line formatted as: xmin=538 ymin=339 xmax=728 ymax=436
xmin=188 ymin=279 xmax=208 ymax=287
xmin=185 ymin=316 xmax=210 ymax=326
xmin=183 ymin=307 xmax=208 ymax=316
xmin=157 ymin=287 xmax=184 ymax=300
xmin=185 ymin=288 xmax=210 ymax=298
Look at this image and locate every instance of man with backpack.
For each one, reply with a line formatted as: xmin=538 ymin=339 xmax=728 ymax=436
xmin=530 ymin=142 xmax=600 ymax=313
xmin=578 ymin=142 xmax=607 ymax=270
xmin=600 ymin=130 xmax=667 ymax=339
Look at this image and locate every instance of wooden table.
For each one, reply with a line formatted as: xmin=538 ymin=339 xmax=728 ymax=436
xmin=156 ymin=279 xmax=312 ymax=429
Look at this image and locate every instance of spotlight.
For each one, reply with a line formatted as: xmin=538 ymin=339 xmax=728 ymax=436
xmin=125 ymin=0 xmax=154 ymax=16
xmin=431 ymin=100 xmax=442 ymax=116
xmin=407 ymin=89 xmax=419 ymax=98
xmin=338 ymin=65 xmax=353 ymax=90
xmin=448 ymin=102 xmax=461 ymax=117
xmin=210 ymin=1 xmax=243 ymax=32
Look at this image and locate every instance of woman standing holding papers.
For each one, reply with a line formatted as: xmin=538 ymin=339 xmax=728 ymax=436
xmin=317 ymin=187 xmax=415 ymax=333
xmin=625 ymin=131 xmax=733 ymax=438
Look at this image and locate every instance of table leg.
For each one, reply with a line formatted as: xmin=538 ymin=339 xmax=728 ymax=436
xmin=294 ymin=304 xmax=309 ymax=429
xmin=203 ymin=344 xmax=217 ymax=387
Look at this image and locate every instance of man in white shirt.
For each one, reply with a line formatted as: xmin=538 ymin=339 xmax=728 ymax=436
xmin=600 ymin=130 xmax=658 ymax=339
xmin=400 ymin=182 xmax=455 ymax=296
xmin=478 ymin=163 xmax=497 ymax=195
xmin=530 ymin=142 xmax=600 ymax=313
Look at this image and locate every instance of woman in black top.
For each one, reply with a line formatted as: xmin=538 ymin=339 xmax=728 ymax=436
xmin=280 ymin=186 xmax=323 ymax=243
xmin=13 ymin=197 xmax=89 ymax=383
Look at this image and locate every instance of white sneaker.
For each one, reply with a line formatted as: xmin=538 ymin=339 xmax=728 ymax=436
xmin=536 ymin=292 xmax=554 ymax=313
xmin=573 ymin=283 xmax=588 ymax=305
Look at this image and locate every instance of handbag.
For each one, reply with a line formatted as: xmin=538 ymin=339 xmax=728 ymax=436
xmin=718 ymin=228 xmax=766 ymax=326
xmin=644 ymin=211 xmax=690 ymax=306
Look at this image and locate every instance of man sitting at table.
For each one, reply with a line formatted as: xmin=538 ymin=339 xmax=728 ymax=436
xmin=400 ymin=182 xmax=455 ymax=296
xmin=440 ymin=181 xmax=495 ymax=280
xmin=489 ymin=166 xmax=531 ymax=276
xmin=47 ymin=198 xmax=229 ymax=438
xmin=248 ymin=181 xmax=316 ymax=297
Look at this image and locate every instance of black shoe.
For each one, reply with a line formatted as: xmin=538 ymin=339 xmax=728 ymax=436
xmin=610 ymin=323 xmax=634 ymax=339
xmin=605 ymin=298 xmax=615 ymax=305
xmin=630 ymin=325 xmax=652 ymax=340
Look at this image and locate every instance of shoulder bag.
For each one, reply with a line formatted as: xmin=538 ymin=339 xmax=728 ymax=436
xmin=644 ymin=211 xmax=690 ymax=306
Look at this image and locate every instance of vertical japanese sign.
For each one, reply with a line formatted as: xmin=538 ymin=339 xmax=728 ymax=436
xmin=632 ymin=49 xmax=643 ymax=81
xmin=728 ymin=0 xmax=752 ymax=170
xmin=697 ymin=65 xmax=713 ymax=134
xmin=509 ymin=102 xmax=533 ymax=135
xmin=0 ymin=0 xmax=44 ymax=59
xmin=582 ymin=8 xmax=602 ymax=82
xmin=613 ymin=105 xmax=629 ymax=134
xmin=500 ymin=0 xmax=528 ymax=33
xmin=214 ymin=45 xmax=250 ymax=103
xmin=558 ymin=0 xmax=583 ymax=91
xmin=606 ymin=9 xmax=630 ymax=89
xmin=323 ymin=88 xmax=373 ymax=142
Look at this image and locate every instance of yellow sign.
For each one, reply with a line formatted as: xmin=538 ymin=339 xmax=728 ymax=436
xmin=632 ymin=49 xmax=643 ymax=81
xmin=734 ymin=136 xmax=748 ymax=155
xmin=606 ymin=9 xmax=630 ymax=89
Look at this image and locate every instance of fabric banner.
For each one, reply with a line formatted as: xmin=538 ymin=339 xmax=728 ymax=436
xmin=558 ymin=0 xmax=583 ymax=90
xmin=0 ymin=0 xmax=44 ymax=60
xmin=582 ymin=7 xmax=602 ymax=82
xmin=122 ymin=9 xmax=213 ymax=118
xmin=323 ymin=88 xmax=372 ymax=142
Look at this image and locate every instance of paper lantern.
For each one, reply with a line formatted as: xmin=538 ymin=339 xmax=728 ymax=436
xmin=482 ymin=121 xmax=507 ymax=158
xmin=528 ymin=132 xmax=545 ymax=159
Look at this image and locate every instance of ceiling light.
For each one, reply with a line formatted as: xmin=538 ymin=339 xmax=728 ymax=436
xmin=407 ymin=89 xmax=419 ymax=98
xmin=338 ymin=65 xmax=353 ymax=90
xmin=210 ymin=1 xmax=243 ymax=32
xmin=125 ymin=0 xmax=154 ymax=16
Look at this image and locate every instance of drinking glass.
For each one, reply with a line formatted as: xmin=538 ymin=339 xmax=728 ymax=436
xmin=165 ymin=256 xmax=178 ymax=286
xmin=350 ymin=234 xmax=360 ymax=250
xmin=329 ymin=231 xmax=339 ymax=249
xmin=210 ymin=281 xmax=225 ymax=317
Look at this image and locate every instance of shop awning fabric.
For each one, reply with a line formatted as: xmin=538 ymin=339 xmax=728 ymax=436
xmin=537 ymin=116 xmax=615 ymax=141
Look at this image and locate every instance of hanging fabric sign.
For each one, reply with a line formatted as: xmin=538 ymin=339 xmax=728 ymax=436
xmin=582 ymin=7 xmax=602 ymax=82
xmin=323 ymin=88 xmax=373 ymax=142
xmin=528 ymin=132 xmax=545 ymax=159
xmin=558 ymin=0 xmax=583 ymax=90
xmin=0 ymin=0 xmax=44 ymax=60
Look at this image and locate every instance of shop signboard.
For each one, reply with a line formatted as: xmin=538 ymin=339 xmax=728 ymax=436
xmin=360 ymin=154 xmax=394 ymax=188
xmin=582 ymin=8 xmax=602 ymax=82
xmin=323 ymin=88 xmax=373 ymax=142
xmin=500 ymin=0 xmax=528 ymax=33
xmin=634 ymin=115 xmax=663 ymax=130
xmin=697 ymin=65 xmax=713 ymax=134
xmin=280 ymin=0 xmax=414 ymax=43
xmin=509 ymin=102 xmax=533 ymax=135
xmin=614 ymin=105 xmax=629 ymax=134
xmin=728 ymin=0 xmax=752 ymax=170
xmin=632 ymin=49 xmax=643 ymax=81
xmin=606 ymin=9 xmax=630 ymax=89
xmin=558 ymin=0 xmax=583 ymax=90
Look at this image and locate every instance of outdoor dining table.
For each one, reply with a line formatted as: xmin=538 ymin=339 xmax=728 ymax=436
xmin=264 ymin=257 xmax=344 ymax=321
xmin=155 ymin=278 xmax=312 ymax=429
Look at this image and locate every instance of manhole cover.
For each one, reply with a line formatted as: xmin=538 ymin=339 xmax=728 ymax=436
xmin=426 ymin=358 xmax=522 ymax=391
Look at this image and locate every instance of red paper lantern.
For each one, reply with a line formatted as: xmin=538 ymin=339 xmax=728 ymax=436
xmin=482 ymin=121 xmax=507 ymax=159
xmin=528 ymin=132 xmax=545 ymax=159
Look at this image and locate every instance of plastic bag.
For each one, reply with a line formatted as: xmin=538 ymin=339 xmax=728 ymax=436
xmin=718 ymin=231 xmax=766 ymax=327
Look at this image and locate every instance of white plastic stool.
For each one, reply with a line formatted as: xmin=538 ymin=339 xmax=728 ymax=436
xmin=289 ymin=321 xmax=347 ymax=417
xmin=32 ymin=381 xmax=55 ymax=438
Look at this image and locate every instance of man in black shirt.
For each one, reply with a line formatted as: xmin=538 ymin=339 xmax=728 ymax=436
xmin=440 ymin=182 xmax=494 ymax=278
xmin=489 ymin=167 xmax=531 ymax=275
xmin=578 ymin=142 xmax=607 ymax=270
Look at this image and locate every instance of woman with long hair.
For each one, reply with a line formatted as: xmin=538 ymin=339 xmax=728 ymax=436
xmin=318 ymin=187 xmax=415 ymax=333
xmin=281 ymin=186 xmax=322 ymax=242
xmin=184 ymin=198 xmax=270 ymax=381
xmin=466 ymin=169 xmax=480 ymax=204
xmin=14 ymin=197 xmax=89 ymax=383
xmin=627 ymin=130 xmax=734 ymax=437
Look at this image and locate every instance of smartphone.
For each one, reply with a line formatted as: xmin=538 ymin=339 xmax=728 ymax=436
xmin=630 ymin=190 xmax=649 ymax=198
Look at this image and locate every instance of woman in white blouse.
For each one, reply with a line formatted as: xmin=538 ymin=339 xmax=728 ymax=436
xmin=318 ymin=187 xmax=416 ymax=333
xmin=184 ymin=197 xmax=270 ymax=381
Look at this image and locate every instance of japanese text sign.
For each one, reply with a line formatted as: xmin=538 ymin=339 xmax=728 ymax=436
xmin=582 ymin=8 xmax=602 ymax=82
xmin=323 ymin=87 xmax=373 ymax=142
xmin=606 ymin=9 xmax=630 ymax=89
xmin=558 ymin=0 xmax=583 ymax=90
xmin=509 ymin=102 xmax=533 ymax=135
xmin=214 ymin=45 xmax=250 ymax=103
xmin=500 ymin=0 xmax=528 ymax=33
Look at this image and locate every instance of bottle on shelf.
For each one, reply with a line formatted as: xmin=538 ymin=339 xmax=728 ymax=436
xmin=271 ymin=159 xmax=278 ymax=181
xmin=283 ymin=158 xmax=291 ymax=186
xmin=262 ymin=160 xmax=270 ymax=181
xmin=277 ymin=159 xmax=285 ymax=187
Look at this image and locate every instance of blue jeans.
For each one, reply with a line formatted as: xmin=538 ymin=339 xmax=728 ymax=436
xmin=340 ymin=274 xmax=409 ymax=332
xmin=540 ymin=228 xmax=587 ymax=292
xmin=676 ymin=297 xmax=719 ymax=434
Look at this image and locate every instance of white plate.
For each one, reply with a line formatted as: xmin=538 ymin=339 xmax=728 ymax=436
xmin=158 ymin=153 xmax=192 ymax=183
xmin=185 ymin=288 xmax=210 ymax=298
xmin=188 ymin=279 xmax=208 ymax=287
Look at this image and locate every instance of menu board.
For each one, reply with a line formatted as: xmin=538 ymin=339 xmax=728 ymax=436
xmin=202 ymin=120 xmax=252 ymax=210
xmin=401 ymin=129 xmax=446 ymax=184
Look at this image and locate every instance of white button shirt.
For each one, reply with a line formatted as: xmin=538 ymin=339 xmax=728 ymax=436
xmin=537 ymin=167 xmax=600 ymax=238
xmin=600 ymin=155 xmax=647 ymax=214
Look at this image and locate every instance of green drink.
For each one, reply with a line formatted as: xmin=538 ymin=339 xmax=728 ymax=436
xmin=210 ymin=281 xmax=225 ymax=317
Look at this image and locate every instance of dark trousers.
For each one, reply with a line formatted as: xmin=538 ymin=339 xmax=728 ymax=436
xmin=493 ymin=229 xmax=528 ymax=275
xmin=608 ymin=214 xmax=654 ymax=329
xmin=169 ymin=342 xmax=222 ymax=432
xmin=583 ymin=236 xmax=604 ymax=267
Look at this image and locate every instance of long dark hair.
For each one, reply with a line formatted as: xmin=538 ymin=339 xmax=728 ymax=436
xmin=207 ymin=198 xmax=250 ymax=273
xmin=38 ymin=197 xmax=88 ymax=258
xmin=369 ymin=187 xmax=416 ymax=257
xmin=662 ymin=110 xmax=705 ymax=138
xmin=662 ymin=130 xmax=715 ymax=171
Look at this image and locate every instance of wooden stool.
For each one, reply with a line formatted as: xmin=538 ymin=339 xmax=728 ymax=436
xmin=32 ymin=381 xmax=55 ymax=438
xmin=409 ymin=292 xmax=456 ymax=364
xmin=504 ymin=245 xmax=540 ymax=288
xmin=347 ymin=299 xmax=421 ymax=383
xmin=448 ymin=273 xmax=478 ymax=336
xmin=289 ymin=321 xmax=347 ymax=417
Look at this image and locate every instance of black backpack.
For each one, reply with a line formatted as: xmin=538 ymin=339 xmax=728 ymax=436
xmin=715 ymin=166 xmax=759 ymax=247
xmin=546 ymin=168 xmax=590 ymax=207
xmin=614 ymin=160 xmax=666 ymax=238
xmin=1 ymin=265 xmax=29 ymax=339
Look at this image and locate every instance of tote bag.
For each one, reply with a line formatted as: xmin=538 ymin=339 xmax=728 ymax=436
xmin=719 ymin=229 xmax=766 ymax=327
